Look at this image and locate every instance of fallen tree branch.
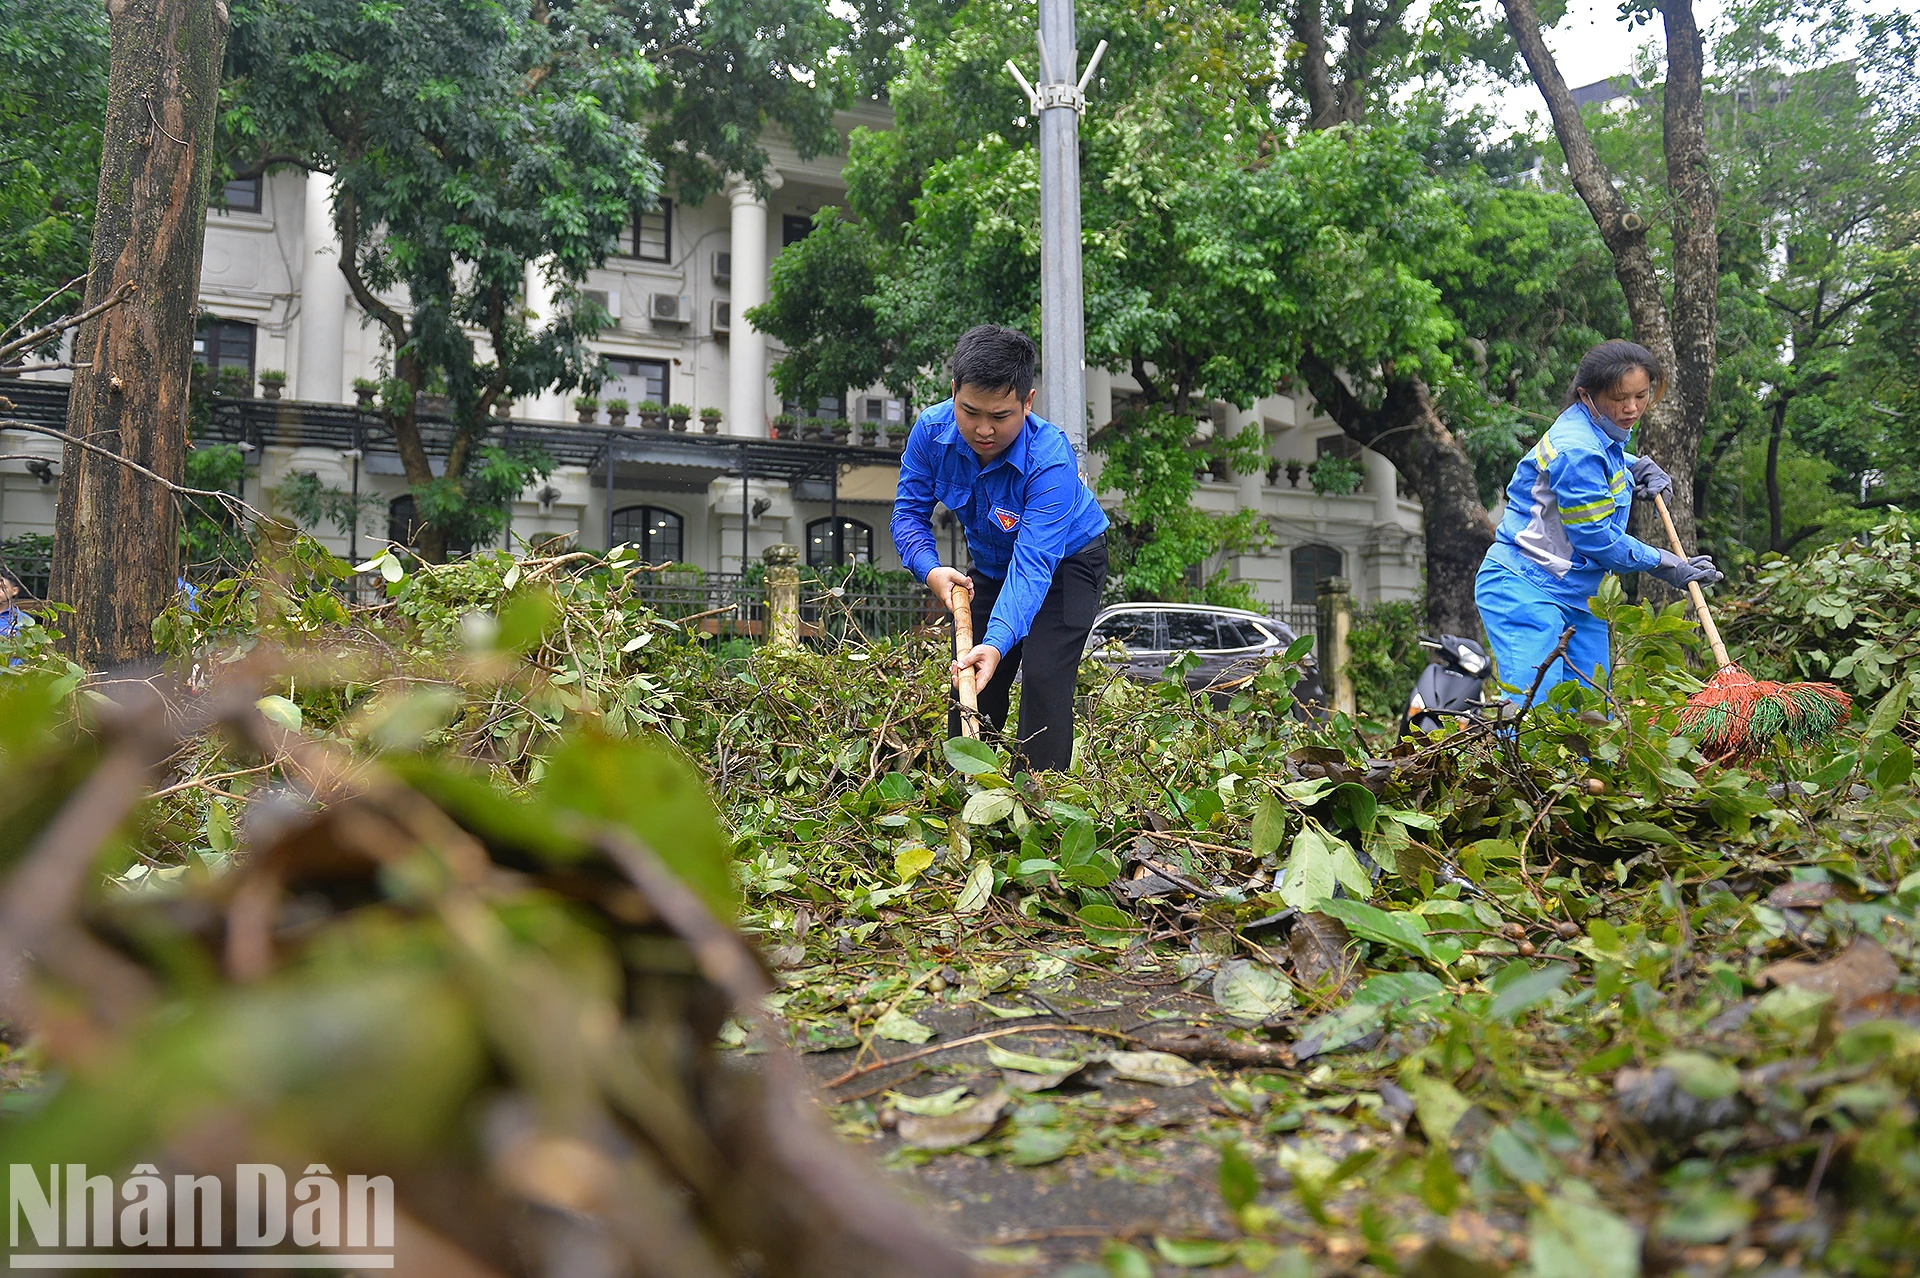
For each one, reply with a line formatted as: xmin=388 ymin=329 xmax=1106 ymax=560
xmin=0 ymin=282 xmax=136 ymax=365
xmin=823 ymin=1023 xmax=1141 ymax=1088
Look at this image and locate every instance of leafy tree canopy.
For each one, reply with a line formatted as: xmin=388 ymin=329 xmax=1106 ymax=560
xmin=0 ymin=0 xmax=109 ymax=337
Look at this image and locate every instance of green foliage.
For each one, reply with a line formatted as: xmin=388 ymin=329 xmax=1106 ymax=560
xmin=0 ymin=0 xmax=107 ymax=339
xmin=1721 ymin=512 xmax=1920 ymax=716
xmin=749 ymin=209 xmax=901 ymax=412
xmin=9 ymin=529 xmax=1920 ymax=1269
xmin=181 ymin=444 xmax=251 ymax=572
xmin=1306 ymin=454 xmax=1364 ymax=497
xmin=222 ymin=0 xmax=652 ymax=552
xmin=1095 ymin=407 xmax=1266 ymax=603
xmin=1348 ymin=597 xmax=1428 ymax=722
xmin=268 ymin=468 xmax=380 ymax=538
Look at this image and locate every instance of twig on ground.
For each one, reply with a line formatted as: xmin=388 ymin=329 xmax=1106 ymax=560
xmin=823 ymin=1023 xmax=1140 ymax=1088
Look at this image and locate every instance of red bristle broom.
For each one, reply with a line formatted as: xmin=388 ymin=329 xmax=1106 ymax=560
xmin=1651 ymin=492 xmax=1851 ymax=758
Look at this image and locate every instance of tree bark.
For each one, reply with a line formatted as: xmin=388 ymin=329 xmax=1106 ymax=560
xmin=52 ymin=0 xmax=231 ymax=667
xmin=1500 ymin=0 xmax=1716 ymax=571
xmin=1298 ymin=359 xmax=1495 ymax=639
xmin=1764 ymin=394 xmax=1787 ymax=552
xmin=334 ymin=188 xmax=449 ymax=562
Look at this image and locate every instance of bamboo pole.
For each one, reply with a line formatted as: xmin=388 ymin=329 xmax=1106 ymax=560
xmin=951 ymin=584 xmax=980 ymax=738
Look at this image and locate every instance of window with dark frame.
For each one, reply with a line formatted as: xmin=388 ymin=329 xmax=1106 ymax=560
xmin=1290 ymin=544 xmax=1345 ymax=605
xmin=387 ymin=495 xmax=472 ymax=556
xmin=605 ymin=356 xmax=668 ymax=406
xmin=782 ymin=214 xmax=814 ymax=247
xmin=610 ymin=506 xmax=684 ymax=564
xmin=805 ymin=516 xmax=873 ymax=567
xmin=632 ymin=200 xmax=671 ymax=262
xmin=782 ymin=396 xmax=843 ymax=421
xmin=213 ymin=175 xmax=263 ymax=213
xmin=193 ymin=319 xmax=257 ymax=378
xmin=1315 ymin=434 xmax=1361 ymax=461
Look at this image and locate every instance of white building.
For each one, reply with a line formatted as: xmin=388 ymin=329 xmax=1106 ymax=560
xmin=1 ymin=105 xmax=1423 ymax=618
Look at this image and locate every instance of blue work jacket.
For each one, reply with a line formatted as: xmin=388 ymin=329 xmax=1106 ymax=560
xmin=891 ymin=400 xmax=1108 ymax=654
xmin=1487 ymin=402 xmax=1664 ymax=606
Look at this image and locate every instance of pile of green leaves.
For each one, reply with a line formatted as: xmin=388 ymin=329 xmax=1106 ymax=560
xmin=6 ymin=532 xmax=1920 ymax=1274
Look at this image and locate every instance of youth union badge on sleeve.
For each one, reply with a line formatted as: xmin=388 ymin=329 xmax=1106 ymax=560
xmin=993 ymin=506 xmax=1021 ymax=532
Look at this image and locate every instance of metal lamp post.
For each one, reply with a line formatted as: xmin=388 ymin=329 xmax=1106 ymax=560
xmin=1007 ymin=10 xmax=1105 ymax=459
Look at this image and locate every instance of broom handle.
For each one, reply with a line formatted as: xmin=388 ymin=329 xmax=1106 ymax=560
xmin=951 ymin=583 xmax=981 ymax=738
xmin=1651 ymin=491 xmax=1733 ymax=671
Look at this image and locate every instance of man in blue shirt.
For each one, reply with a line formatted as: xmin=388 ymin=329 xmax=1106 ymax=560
xmin=891 ymin=325 xmax=1110 ymax=770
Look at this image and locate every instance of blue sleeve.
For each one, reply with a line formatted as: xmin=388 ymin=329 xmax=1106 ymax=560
xmin=981 ymin=462 xmax=1080 ymax=654
xmin=889 ymin=422 xmax=941 ymax=583
xmin=1551 ymin=448 xmax=1663 ymax=573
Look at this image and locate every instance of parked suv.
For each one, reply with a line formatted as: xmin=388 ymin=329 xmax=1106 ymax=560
xmin=1084 ymin=603 xmax=1326 ymax=709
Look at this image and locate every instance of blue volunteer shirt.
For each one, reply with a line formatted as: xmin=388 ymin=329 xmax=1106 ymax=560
xmin=1487 ymin=401 xmax=1664 ymax=606
xmin=891 ymin=399 xmax=1109 ymax=655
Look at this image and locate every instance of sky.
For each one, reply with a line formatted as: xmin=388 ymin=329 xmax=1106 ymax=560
xmin=1476 ymin=0 xmax=1727 ymax=132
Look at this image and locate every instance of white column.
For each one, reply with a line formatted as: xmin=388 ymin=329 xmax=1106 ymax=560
xmin=1227 ymin=404 xmax=1266 ymax=511
xmin=523 ymin=259 xmax=569 ymax=422
xmin=727 ymin=172 xmax=781 ymax=437
xmin=1365 ymin=447 xmax=1398 ymax=526
xmin=297 ymin=171 xmax=347 ymax=404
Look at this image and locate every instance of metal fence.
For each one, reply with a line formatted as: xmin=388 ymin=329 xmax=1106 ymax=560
xmin=0 ymin=543 xmax=51 ymax=600
xmin=627 ymin=572 xmax=942 ymax=646
xmin=1265 ymin=602 xmax=1320 ymax=641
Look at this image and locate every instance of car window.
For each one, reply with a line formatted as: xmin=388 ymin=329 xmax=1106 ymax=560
xmin=1093 ymin=612 xmax=1160 ymax=650
xmin=1164 ymin=612 xmax=1220 ymax=652
xmin=1218 ymin=619 xmax=1268 ymax=649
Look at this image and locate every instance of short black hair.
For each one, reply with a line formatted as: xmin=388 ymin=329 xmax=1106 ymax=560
xmin=951 ymin=324 xmax=1037 ymax=401
xmin=1566 ymin=339 xmax=1666 ymax=407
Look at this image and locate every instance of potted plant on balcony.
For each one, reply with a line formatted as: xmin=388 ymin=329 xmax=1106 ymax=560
xmin=636 ymin=400 xmax=665 ymax=430
xmin=574 ymin=394 xmax=599 ymax=424
xmin=1307 ymin=454 xmax=1364 ymax=496
xmin=668 ymin=403 xmax=692 ymax=431
xmin=1208 ymin=455 xmax=1231 ymax=482
xmin=1266 ymin=459 xmax=1284 ymax=486
xmin=771 ymin=412 xmax=797 ymax=440
xmin=1285 ymin=458 xmax=1305 ymax=488
xmin=352 ymin=377 xmax=379 ymax=410
xmin=699 ymin=406 xmax=723 ymax=434
xmin=605 ymin=398 xmax=630 ymax=428
xmin=215 ymin=365 xmax=254 ymax=398
xmin=258 ymin=370 xmax=287 ymax=401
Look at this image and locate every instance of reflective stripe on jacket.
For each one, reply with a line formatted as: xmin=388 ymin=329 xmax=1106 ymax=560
xmin=1486 ymin=402 xmax=1663 ymax=606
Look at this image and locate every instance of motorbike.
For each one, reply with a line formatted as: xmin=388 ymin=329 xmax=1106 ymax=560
xmin=1402 ymin=633 xmax=1493 ymax=737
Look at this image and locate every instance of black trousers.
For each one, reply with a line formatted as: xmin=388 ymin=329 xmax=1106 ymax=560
xmin=951 ymin=536 xmax=1108 ymax=772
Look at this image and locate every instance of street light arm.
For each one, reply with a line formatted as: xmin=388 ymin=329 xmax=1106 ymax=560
xmin=1035 ymin=31 xmax=1058 ymax=83
xmin=1077 ymin=40 xmax=1107 ymax=92
xmin=1005 ymin=60 xmax=1040 ymax=113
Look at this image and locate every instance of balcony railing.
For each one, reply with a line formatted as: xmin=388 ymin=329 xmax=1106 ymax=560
xmin=629 ymin=571 xmax=943 ymax=645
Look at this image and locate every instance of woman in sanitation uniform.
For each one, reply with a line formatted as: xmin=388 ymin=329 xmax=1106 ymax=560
xmin=1475 ymin=340 xmax=1723 ymax=701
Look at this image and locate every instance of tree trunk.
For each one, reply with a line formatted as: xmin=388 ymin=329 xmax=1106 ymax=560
xmin=1765 ymin=394 xmax=1787 ymax=553
xmin=52 ymin=0 xmax=230 ymax=668
xmin=1299 ymin=360 xmax=1494 ymax=639
xmin=1500 ymin=0 xmax=1714 ymax=575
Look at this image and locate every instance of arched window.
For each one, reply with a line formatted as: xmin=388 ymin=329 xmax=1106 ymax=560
xmin=387 ymin=495 xmax=471 ymax=556
xmin=1290 ymin=543 xmax=1344 ymax=604
xmin=806 ymin=516 xmax=873 ymax=567
xmin=612 ymin=505 xmax=684 ymax=564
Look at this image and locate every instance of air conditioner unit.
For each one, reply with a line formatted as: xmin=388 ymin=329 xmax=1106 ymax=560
xmin=582 ymin=288 xmax=619 ymax=322
xmin=711 ymin=299 xmax=730 ymax=335
xmin=712 ymin=251 xmax=731 ymax=285
xmin=649 ymin=292 xmax=693 ymax=324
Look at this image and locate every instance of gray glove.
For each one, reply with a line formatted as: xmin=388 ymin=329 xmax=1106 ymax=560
xmin=1651 ymin=549 xmax=1722 ymax=588
xmin=1631 ymin=455 xmax=1672 ymax=500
